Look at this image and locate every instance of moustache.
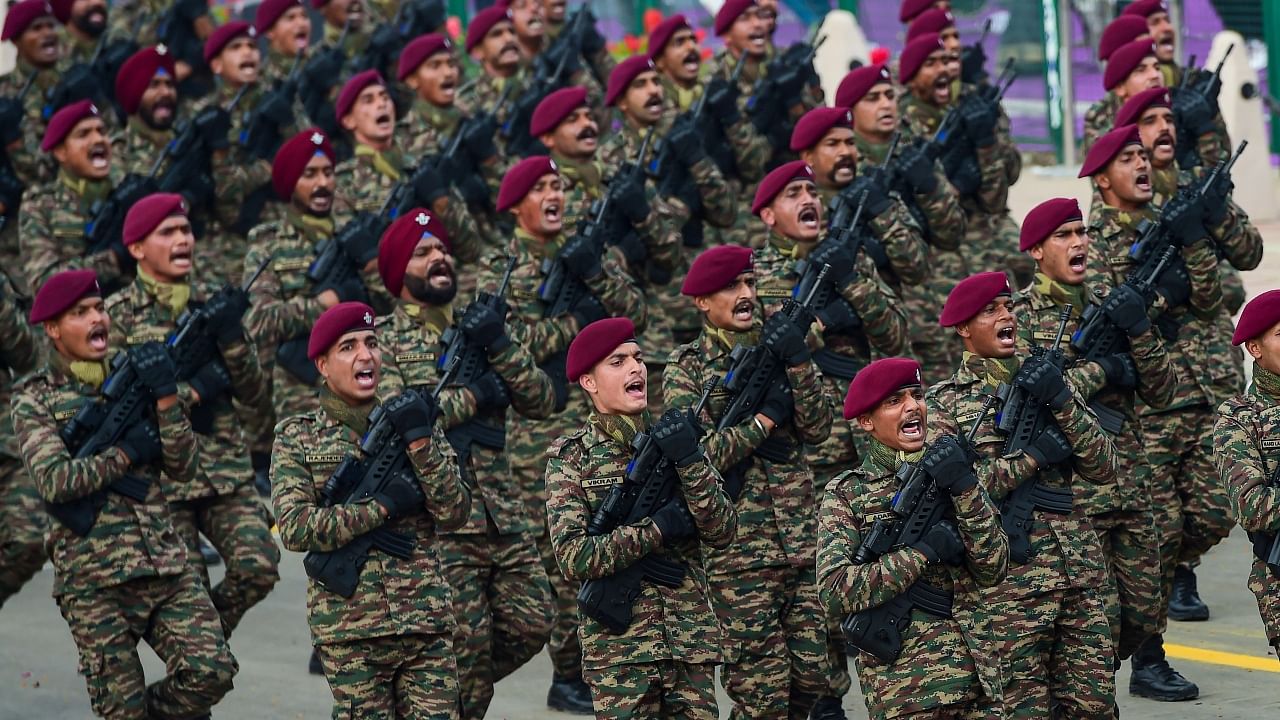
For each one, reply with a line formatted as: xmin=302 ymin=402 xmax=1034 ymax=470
xmin=500 ymin=42 xmax=519 ymax=55
xmin=310 ymin=188 xmax=333 ymax=199
xmin=576 ymin=127 xmax=598 ymax=140
xmin=682 ymin=50 xmax=700 ymax=65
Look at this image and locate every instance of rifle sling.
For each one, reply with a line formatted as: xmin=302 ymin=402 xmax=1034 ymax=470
xmin=812 ymin=347 xmax=865 ymax=382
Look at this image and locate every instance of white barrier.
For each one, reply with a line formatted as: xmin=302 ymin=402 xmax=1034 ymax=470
xmin=813 ymin=10 xmax=870 ymax=105
xmin=1208 ymin=30 xmax=1276 ymax=222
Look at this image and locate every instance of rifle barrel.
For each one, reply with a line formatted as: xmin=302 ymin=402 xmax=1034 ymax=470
xmin=967 ymin=395 xmax=997 ymax=441
xmin=243 ymin=255 xmax=273 ymax=292
xmin=1051 ymin=305 xmax=1072 ymax=350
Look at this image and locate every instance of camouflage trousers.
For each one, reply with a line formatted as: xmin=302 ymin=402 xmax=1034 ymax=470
xmin=55 ymin=569 xmax=238 ymax=720
xmin=170 ymin=481 xmax=281 ymax=637
xmin=583 ymin=660 xmax=718 ymax=719
xmin=707 ymin=563 xmax=829 ymax=719
xmin=1248 ymin=560 xmax=1280 ymax=649
xmin=0 ymin=456 xmax=45 ymax=608
xmin=315 ymin=632 xmax=460 ymax=720
xmin=439 ymin=528 xmax=553 ymax=719
xmin=1090 ymin=507 xmax=1162 ymax=660
xmin=811 ymin=464 xmax=856 ymax=702
xmin=889 ymin=699 xmax=1004 ymax=720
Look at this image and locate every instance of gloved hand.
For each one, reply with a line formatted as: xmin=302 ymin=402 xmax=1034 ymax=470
xmin=571 ymin=295 xmax=607 ymax=329
xmin=373 ymin=471 xmax=427 ymax=520
xmin=650 ymin=497 xmax=695 ymax=544
xmin=1014 ymin=355 xmax=1072 ymax=410
xmin=1101 ymin=285 xmax=1151 ymax=337
xmin=608 ymin=170 xmax=650 ymax=226
xmin=460 ymin=113 xmax=499 ymax=166
xmin=559 ymin=232 xmax=603 ymax=280
xmin=842 ymin=171 xmax=893 ymax=217
xmin=1172 ymin=87 xmax=1216 ymax=138
xmin=758 ymin=377 xmax=794 ymax=427
xmin=808 ymin=239 xmax=855 ymax=286
xmin=914 ymin=520 xmax=965 ymax=564
xmin=652 ymin=408 xmax=703 ymax=467
xmin=460 ymin=302 xmax=510 ymax=353
xmin=189 ymin=360 xmax=231 ymax=403
xmin=466 ymin=372 xmax=510 ymax=411
xmin=0 ymin=168 xmax=24 ymax=219
xmin=1154 ymin=262 xmax=1191 ymax=309
xmin=959 ymin=93 xmax=998 ymax=147
xmin=1025 ymin=425 xmax=1072 ymax=467
xmin=204 ymin=288 xmax=251 ymax=345
xmin=896 ymin=139 xmax=938 ymax=195
xmin=411 ymin=160 xmax=449 ymax=207
xmin=921 ymin=435 xmax=979 ymax=496
xmin=815 ymin=297 xmax=862 ymax=334
xmin=960 ymin=42 xmax=988 ymax=86
xmin=301 ymin=47 xmax=346 ymax=98
xmin=667 ymin=114 xmax=708 ymax=168
xmin=385 ymin=390 xmax=439 ymax=444
xmin=761 ymin=306 xmax=811 ymax=366
xmin=192 ymin=106 xmax=232 ymax=151
xmin=579 ymin=10 xmax=607 ymax=56
xmin=118 ymin=421 xmax=163 ymax=466
xmin=1095 ymin=353 xmax=1138 ymax=389
xmin=1162 ymin=191 xmax=1210 ymax=247
xmin=1203 ymin=176 xmax=1233 ymax=227
xmin=131 ymin=342 xmax=178 ymax=399
xmin=703 ymin=76 xmax=741 ymax=128
xmin=0 ymin=98 xmax=23 ymax=146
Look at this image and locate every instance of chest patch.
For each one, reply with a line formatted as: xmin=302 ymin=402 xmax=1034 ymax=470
xmin=273 ymin=257 xmax=312 ymax=272
xmin=581 ymin=475 xmax=621 ymax=490
xmin=1032 ymin=330 xmax=1069 ymax=345
xmin=304 ymin=452 xmax=346 ymax=464
xmin=954 ymin=410 xmax=984 ymax=426
xmin=126 ymin=331 xmax=168 ymax=345
xmin=864 ymin=510 xmax=896 ymax=524
xmin=395 ymin=351 xmax=437 ymax=364
xmin=1262 ymin=439 xmax=1280 ymax=451
xmin=53 ymin=408 xmax=79 ymax=422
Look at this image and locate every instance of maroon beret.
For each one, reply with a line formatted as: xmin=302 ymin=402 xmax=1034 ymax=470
xmin=41 ymin=99 xmax=99 ymax=152
xmin=1078 ymin=123 xmax=1142 ymax=178
xmin=254 ymin=0 xmax=304 ymax=33
xmin=1121 ymin=0 xmax=1167 ymax=18
xmin=898 ymin=0 xmax=936 ymax=23
xmin=272 ymin=127 xmax=337 ymax=199
xmin=1098 ymin=16 xmax=1149 ymax=61
xmin=714 ymin=0 xmax=756 ymax=36
xmin=566 ymin=317 xmax=637 ymax=380
xmin=465 ymin=5 xmax=513 ymax=53
xmin=681 ymin=245 xmax=753 ymax=296
xmin=751 ymin=160 xmax=814 ymax=216
xmin=29 ymin=269 xmax=100 ymax=324
xmin=531 ymin=86 xmax=589 ymax=137
xmin=115 ymin=46 xmax=176 ymax=116
xmin=48 ymin=0 xmax=71 ymax=24
xmin=308 ymin=302 xmax=377 ymax=359
xmin=335 ymin=69 xmax=384 ymax=120
xmin=1104 ymin=39 xmax=1157 ymax=91
xmin=1019 ymin=198 xmax=1082 ymax=252
xmin=123 ymin=193 xmax=188 ymax=246
xmin=939 ymin=271 xmax=1011 ymax=327
xmin=1115 ymin=86 xmax=1171 ymax=128
xmin=906 ymin=8 xmax=955 ymax=42
xmin=899 ymin=32 xmax=945 ymax=84
xmin=835 ymin=63 xmax=891 ymax=107
xmin=844 ymin=357 xmax=923 ymax=420
xmin=1232 ymin=290 xmax=1280 ymax=346
xmin=497 ymin=155 xmax=558 ymax=212
xmin=647 ymin=14 xmax=690 ymax=59
xmin=2 ymin=0 xmax=54 ymax=42
xmin=378 ymin=208 xmax=451 ymax=297
xmin=789 ymin=107 xmax=853 ymax=152
xmin=397 ymin=33 xmax=453 ymax=81
xmin=606 ymin=55 xmax=656 ymax=107
xmin=204 ymin=21 xmax=255 ymax=64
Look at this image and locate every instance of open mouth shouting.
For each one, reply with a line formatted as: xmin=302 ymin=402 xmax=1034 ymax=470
xmin=309 ymin=187 xmax=334 ymax=214
xmin=293 ymin=28 xmax=309 ymax=52
xmin=995 ymin=322 xmax=1016 ymax=349
xmin=933 ymin=72 xmax=952 ymax=104
xmin=427 ymin=259 xmax=454 ymax=288
xmin=643 ymin=93 xmax=664 ymax=117
xmin=542 ymin=199 xmax=562 ymax=228
xmin=1134 ymin=170 xmax=1151 ymax=194
xmin=499 ymin=41 xmax=522 ymax=64
xmin=732 ymin=297 xmax=754 ymax=324
xmin=238 ymin=58 xmax=260 ymax=81
xmin=88 ymin=142 xmax=110 ymax=171
xmin=437 ymin=77 xmax=457 ymax=101
xmin=624 ymin=375 xmax=646 ymax=401
xmin=746 ymin=30 xmax=767 ymax=54
xmin=576 ymin=125 xmax=598 ymax=150
xmin=373 ymin=109 xmax=394 ymax=133
xmin=87 ymin=324 xmax=109 ymax=354
xmin=353 ymin=364 xmax=377 ymax=390
xmin=1067 ymin=250 xmax=1087 ymax=276
xmin=832 ymin=156 xmax=856 ymax=183
xmin=797 ymin=203 xmax=820 ymax=231
xmin=169 ymin=245 xmax=194 ymax=272
xmin=681 ymin=50 xmax=700 ymax=76
xmin=899 ymin=413 xmax=923 ymax=443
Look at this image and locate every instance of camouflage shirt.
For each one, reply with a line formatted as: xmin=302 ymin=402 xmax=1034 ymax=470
xmin=0 ymin=57 xmax=60 ymax=187
xmin=0 ymin=277 xmax=41 ymax=459
xmin=19 ymin=169 xmax=128 ymax=293
xmin=1082 ymin=92 xmax=1122 ymax=156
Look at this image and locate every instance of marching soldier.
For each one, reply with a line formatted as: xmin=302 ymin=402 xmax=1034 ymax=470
xmin=270 ymin=301 xmax=469 ymax=716
xmin=110 ymin=46 xmax=183 ymax=175
xmin=929 ymin=272 xmax=1117 ymax=717
xmin=1082 ymin=39 xmax=1162 ymax=153
xmin=1 ymin=0 xmax=67 ymax=188
xmin=665 ymin=245 xmax=831 ymax=718
xmin=818 ymin=356 xmax=1008 ymax=719
xmin=13 ymin=269 xmax=237 ymax=718
xmin=546 ymin=317 xmax=737 ymax=717
xmin=375 ymin=210 xmax=556 ymax=718
xmin=0 ymin=274 xmax=44 ymax=608
xmin=255 ymin=0 xmax=312 ymax=88
xmin=106 ymin=192 xmax=279 ymax=637
xmin=459 ymin=7 xmax=524 ymax=128
xmin=51 ymin=0 xmax=108 ymax=63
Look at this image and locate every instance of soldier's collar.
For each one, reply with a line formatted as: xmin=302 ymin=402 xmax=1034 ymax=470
xmin=866 ymin=437 xmax=923 ymax=474
xmin=319 ymin=387 xmax=377 ymax=436
xmin=136 ymin=266 xmax=191 ymax=319
xmin=702 ymin=320 xmax=760 ymax=355
xmin=412 ymin=97 xmax=461 ymax=135
xmin=57 ymin=168 xmax=111 ymax=204
xmin=286 ymin=206 xmax=336 ymax=242
xmin=127 ymin=116 xmax=175 ymax=147
xmin=588 ymin=410 xmax=651 ymax=447
xmin=1031 ymin=272 xmax=1087 ymax=316
xmin=354 ymin=143 xmax=405 ymax=181
xmin=1092 ymin=203 xmax=1157 ymax=232
xmin=659 ymin=74 xmax=700 ymax=112
xmin=766 ymin=229 xmax=814 ymax=259
xmin=514 ymin=226 xmax=563 ymax=261
xmin=51 ymin=352 xmax=107 ymax=390
xmin=551 ymin=151 xmax=601 ymax=192
xmin=960 ymin=350 xmax=1018 ymax=392
xmin=401 ymin=301 xmax=452 ymax=335
xmin=1252 ymin=363 xmax=1280 ymax=402
xmin=1150 ymin=164 xmax=1179 ymax=201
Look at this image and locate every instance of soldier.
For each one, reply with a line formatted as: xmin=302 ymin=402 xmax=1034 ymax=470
xmin=375 ymin=210 xmax=556 ymax=719
xmin=459 ymin=7 xmax=524 ymax=127
xmin=664 ymin=245 xmax=831 ymax=719
xmin=105 ymin=192 xmax=279 ymax=637
xmin=19 ymin=100 xmax=129 ymax=294
xmin=0 ymin=273 xmax=44 ymax=608
xmin=1097 ymin=16 xmax=1150 ymax=65
xmin=107 ymin=0 xmax=212 ymax=83
xmin=898 ymin=0 xmax=949 ymax=24
xmin=312 ymin=0 xmax=372 ymax=75
xmin=1 ymin=0 xmax=66 ymax=189
xmin=818 ymin=356 xmax=1007 ymax=720
xmin=475 ymin=155 xmax=647 ymax=712
xmin=270 ymin=301 xmax=469 ymax=715
xmin=541 ymin=0 xmax=612 ymax=85
xmin=508 ymin=0 xmax=545 ymax=61
xmin=1214 ymin=291 xmax=1280 ymax=661
xmin=930 ymin=272 xmax=1117 ymax=717
xmin=1082 ymin=39 xmax=1162 ymax=153
xmin=13 ymin=269 xmax=237 ymax=718
xmin=110 ymin=45 xmax=182 ymax=172
xmin=255 ymin=0 xmax=312 ymax=87
xmin=546 ymin=317 xmax=737 ymax=717
xmin=51 ymin=0 xmax=108 ymax=62
xmin=1013 ymin=197 xmax=1172 ymax=665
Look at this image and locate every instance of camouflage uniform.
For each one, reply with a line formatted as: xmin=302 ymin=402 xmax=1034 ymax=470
xmin=455 ymin=68 xmax=528 ymax=153
xmin=1081 ymin=92 xmax=1123 ymax=156
xmin=1159 ymin=62 xmax=1232 ymax=168
xmin=270 ymin=389 xmax=469 ymax=716
xmin=665 ymin=322 xmax=832 ymax=718
xmin=0 ymin=276 xmax=44 ymax=607
xmin=545 ymin=411 xmax=737 ymax=718
xmin=12 ymin=356 xmax=237 ymax=719
xmin=0 ymin=57 xmax=60 ymax=190
xmin=18 ymin=169 xmax=128 ymax=294
xmin=377 ymin=301 xmax=557 ymax=719
xmin=817 ymin=443 xmax=1007 ymax=719
xmin=657 ymin=73 xmax=771 ymax=186
xmin=927 ymin=353 xmax=1117 ymax=717
xmin=106 ymin=271 xmax=280 ymax=636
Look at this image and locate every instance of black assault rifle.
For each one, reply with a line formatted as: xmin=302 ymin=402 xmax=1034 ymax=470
xmin=1173 ymin=45 xmax=1232 ymax=169
xmin=926 ymin=58 xmax=1015 ymax=197
xmin=1248 ymin=460 xmax=1280 ymax=578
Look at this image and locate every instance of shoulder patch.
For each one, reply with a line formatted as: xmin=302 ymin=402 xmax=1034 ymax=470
xmin=273 ymin=412 xmax=316 ymax=436
xmin=304 ymin=452 xmax=346 ymax=464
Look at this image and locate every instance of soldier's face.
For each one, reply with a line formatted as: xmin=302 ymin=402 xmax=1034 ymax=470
xmin=508 ymin=0 xmax=544 ymax=44
xmin=69 ymin=0 xmax=108 ymax=38
xmin=801 ymin=127 xmax=857 ymax=189
xmin=1117 ymin=57 xmax=1163 ymax=100
xmin=1146 ymin=12 xmax=1176 ymax=63
xmin=955 ymin=296 xmax=1017 ymax=359
xmin=909 ymin=50 xmax=953 ymax=107
xmin=618 ymin=71 xmax=665 ymax=127
xmin=477 ymin=21 xmax=521 ymax=75
xmin=940 ymin=29 xmax=962 ymax=83
xmin=129 ymin=215 xmax=196 ymax=283
xmin=1245 ymin=322 xmax=1280 ymax=375
xmin=852 ymin=84 xmax=898 ymax=140
xmin=655 ymin=28 xmax=701 ymax=86
xmin=17 ymin=16 xmax=59 ymax=67
xmin=139 ymin=72 xmax=178 ymax=130
xmin=266 ymin=6 xmax=312 ymax=56
xmin=54 ymin=117 xmax=112 ymax=180
xmin=316 ymin=330 xmax=381 ymax=404
xmin=857 ymin=386 xmax=927 ymax=453
xmin=543 ymin=0 xmax=567 ymax=24
xmin=760 ymin=180 xmax=822 ymax=243
xmin=542 ymin=106 xmax=597 ymax=160
xmin=293 ymin=154 xmax=336 ymax=216
xmin=1136 ymin=106 xmax=1176 ymax=168
xmin=756 ymin=0 xmax=777 ymax=37
xmin=401 ymin=235 xmax=456 ymax=305
xmin=340 ymin=84 xmax=395 ymax=147
xmin=580 ymin=342 xmax=647 ymax=416
xmin=321 ymin=0 xmax=363 ymax=32
xmin=1028 ymin=221 xmax=1090 ymax=286
xmin=694 ymin=273 xmax=756 ymax=333
xmin=512 ymin=173 xmax=564 ymax=237
xmin=45 ymin=296 xmax=110 ymax=363
xmin=725 ymin=7 xmax=770 ymax=59
xmin=406 ymin=52 xmax=459 ymax=106
xmin=1096 ymin=145 xmax=1152 ymax=208
xmin=211 ymin=36 xmax=261 ymax=86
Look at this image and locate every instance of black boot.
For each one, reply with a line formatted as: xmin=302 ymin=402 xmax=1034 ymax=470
xmin=252 ymin=451 xmax=271 ymax=497
xmin=1168 ymin=565 xmax=1210 ymax=621
xmin=547 ymin=673 xmax=593 ymax=714
xmin=308 ymin=649 xmax=324 ymax=675
xmin=199 ymin=536 xmax=221 ymax=566
xmin=1129 ymin=634 xmax=1199 ymax=701
xmin=809 ymin=696 xmax=847 ymax=720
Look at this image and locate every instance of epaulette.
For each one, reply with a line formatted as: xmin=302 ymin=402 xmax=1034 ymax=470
xmin=245 ymin=220 xmax=282 ymax=243
xmin=668 ymin=341 xmax=700 ymax=365
xmin=273 ymin=411 xmax=318 ymax=436
xmin=374 ymin=312 xmax=394 ymax=328
xmin=102 ymin=289 xmax=132 ymax=311
xmin=549 ymin=424 xmax=590 ymax=458
xmin=10 ymin=367 xmax=48 ymax=392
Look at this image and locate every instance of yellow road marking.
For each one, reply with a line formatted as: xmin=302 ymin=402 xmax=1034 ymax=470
xmin=1165 ymin=643 xmax=1280 ymax=673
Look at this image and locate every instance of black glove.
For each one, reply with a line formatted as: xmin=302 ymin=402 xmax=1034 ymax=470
xmin=579 ymin=10 xmax=607 ymax=56
xmin=914 ymin=520 xmax=965 ymax=564
xmin=960 ymin=42 xmax=988 ymax=86
xmin=652 ymin=408 xmax=703 ymax=467
xmin=1014 ymin=356 xmax=1072 ymax=410
xmin=761 ymin=306 xmax=811 ymax=366
xmin=814 ymin=297 xmax=862 ymax=334
xmin=131 ymin=342 xmax=178 ymax=399
xmin=921 ymin=435 xmax=979 ymax=496
xmin=703 ymin=76 xmax=741 ymax=128
xmin=650 ymin=497 xmax=695 ymax=544
xmin=1102 ymin=285 xmax=1151 ymax=337
xmin=384 ymin=390 xmax=439 ymax=444
xmin=758 ymin=377 xmax=794 ymax=427
xmin=0 ymin=98 xmax=23 ymax=146
xmin=466 ymin=372 xmax=510 ymax=411
xmin=608 ymin=170 xmax=650 ymax=226
xmin=411 ymin=160 xmax=449 ymax=207
xmin=203 ymin=288 xmax=251 ymax=345
xmin=189 ymin=360 xmax=231 ymax=403
xmin=571 ymin=294 xmax=607 ymax=328
xmin=1172 ymin=87 xmax=1216 ymax=138
xmin=301 ymin=47 xmax=346 ymax=99
xmin=460 ymin=302 xmax=510 ymax=353
xmin=808 ymin=239 xmax=855 ymax=286
xmin=1203 ymin=176 xmax=1233 ymax=227
xmin=1154 ymin=262 xmax=1191 ymax=309
xmin=959 ymin=93 xmax=998 ymax=147
xmin=192 ymin=106 xmax=232 ymax=151
xmin=896 ymin=140 xmax=938 ymax=195
xmin=0 ymin=167 xmax=24 ymax=219
xmin=1164 ymin=193 xmax=1211 ymax=248
xmin=373 ymin=471 xmax=427 ymax=520
xmin=842 ymin=171 xmax=892 ymax=217
xmin=460 ymin=113 xmax=498 ymax=166
xmin=118 ymin=421 xmax=163 ymax=466
xmin=1095 ymin=353 xmax=1138 ymax=389
xmin=1025 ymin=425 xmax=1072 ymax=467
xmin=667 ymin=114 xmax=708 ymax=168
